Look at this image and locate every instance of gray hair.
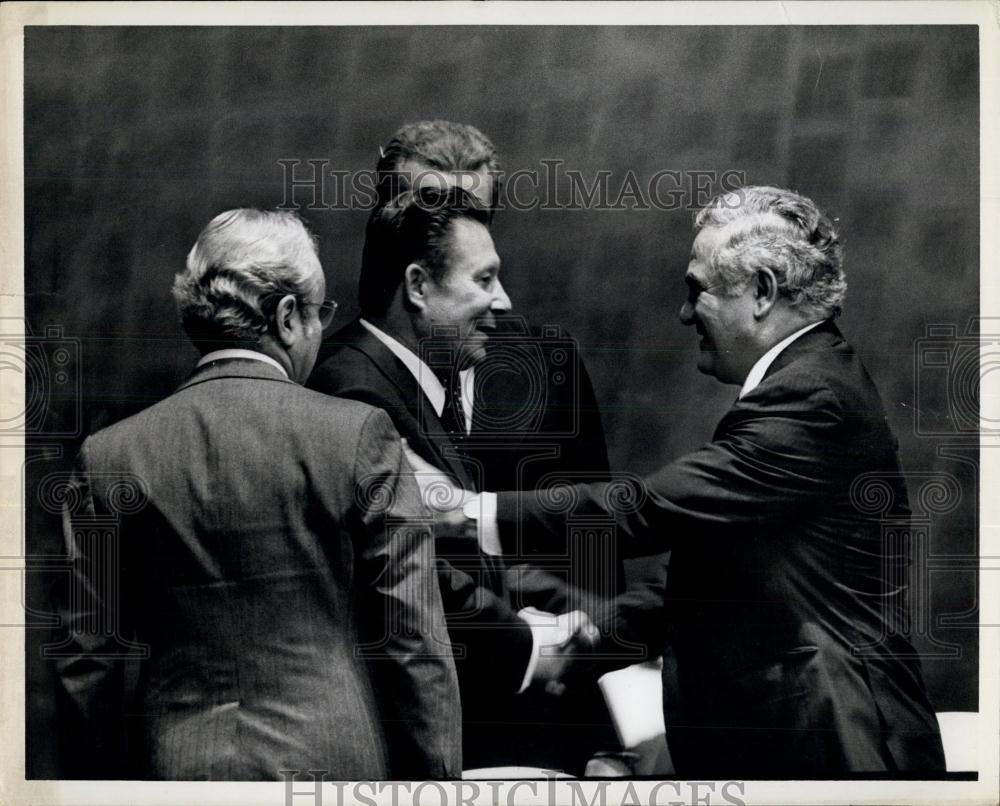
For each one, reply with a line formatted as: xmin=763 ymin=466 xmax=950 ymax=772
xmin=695 ymin=186 xmax=846 ymax=318
xmin=172 ymin=209 xmax=320 ymax=348
xmin=712 ymin=231 xmax=848 ymax=319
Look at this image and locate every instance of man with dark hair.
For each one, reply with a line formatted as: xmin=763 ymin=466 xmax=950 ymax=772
xmin=421 ymin=186 xmax=946 ymax=777
xmin=365 ymin=122 xmax=620 ymax=622
xmin=309 ymin=186 xmax=597 ymax=771
xmin=54 ymin=209 xmax=461 ymax=780
xmin=357 ymin=183 xmax=492 ymax=325
xmin=313 ymin=120 xmax=625 ymax=773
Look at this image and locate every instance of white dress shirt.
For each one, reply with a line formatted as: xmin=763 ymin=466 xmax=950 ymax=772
xmin=197 ymin=348 xmax=289 ymax=378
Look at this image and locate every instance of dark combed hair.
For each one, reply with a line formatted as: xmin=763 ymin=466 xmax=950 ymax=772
xmin=358 ymin=185 xmax=490 ymax=317
xmin=374 ymin=120 xmax=502 ymax=216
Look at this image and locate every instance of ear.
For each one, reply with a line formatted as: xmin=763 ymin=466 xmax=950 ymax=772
xmin=403 ymin=262 xmax=431 ymax=311
xmin=272 ymin=294 xmax=299 ymax=348
xmin=752 ymin=267 xmax=779 ymax=319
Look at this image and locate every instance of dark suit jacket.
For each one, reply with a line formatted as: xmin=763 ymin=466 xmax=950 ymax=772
xmin=465 ymin=317 xmax=621 ymax=614
xmin=54 ymin=358 xmax=461 ymax=780
xmin=308 ymin=322 xmax=535 ymax=730
xmin=459 ymin=318 xmax=627 ymax=772
xmin=497 ymin=321 xmax=946 ymax=777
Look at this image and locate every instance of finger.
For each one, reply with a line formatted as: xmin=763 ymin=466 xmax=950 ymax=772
xmin=545 ymin=679 xmax=567 ymax=697
xmin=560 ymin=611 xmax=588 ymax=645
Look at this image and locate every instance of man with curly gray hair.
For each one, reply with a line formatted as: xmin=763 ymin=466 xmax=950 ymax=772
xmin=427 ymin=186 xmax=947 ymax=777
xmin=55 ymin=208 xmax=461 ymax=780
xmin=681 ymin=185 xmax=848 ymax=386
xmin=171 ymin=208 xmax=332 ymax=378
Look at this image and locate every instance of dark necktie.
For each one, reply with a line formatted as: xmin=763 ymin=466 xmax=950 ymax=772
xmin=439 ymin=373 xmax=504 ymax=589
xmin=438 ymin=373 xmax=468 ymax=444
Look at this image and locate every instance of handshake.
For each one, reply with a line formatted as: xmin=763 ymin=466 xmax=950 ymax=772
xmin=521 ymin=607 xmax=601 ymax=696
xmin=402 ymin=441 xmax=601 ymax=695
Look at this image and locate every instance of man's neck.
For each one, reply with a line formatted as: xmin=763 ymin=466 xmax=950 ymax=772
xmin=738 ymin=316 xmax=826 ymax=398
xmin=197 ymin=345 xmax=291 ymax=379
xmin=258 ymin=337 xmax=296 ymax=379
xmin=761 ymin=314 xmax=822 ymax=352
xmin=365 ymin=311 xmax=422 ymax=358
xmin=743 ymin=311 xmax=808 ymax=358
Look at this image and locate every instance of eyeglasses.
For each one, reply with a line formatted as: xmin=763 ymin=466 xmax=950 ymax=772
xmin=303 ymin=299 xmax=339 ymax=330
xmin=263 ymin=294 xmax=339 ymax=331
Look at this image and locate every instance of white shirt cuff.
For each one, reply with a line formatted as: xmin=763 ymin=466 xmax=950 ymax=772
xmin=517 ymin=609 xmax=541 ymax=693
xmin=465 ymin=494 xmax=529 ymax=690
xmin=464 ymin=492 xmax=502 ymax=555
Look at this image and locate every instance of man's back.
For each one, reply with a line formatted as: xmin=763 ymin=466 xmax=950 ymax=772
xmin=57 ymin=357 xmax=461 ymax=780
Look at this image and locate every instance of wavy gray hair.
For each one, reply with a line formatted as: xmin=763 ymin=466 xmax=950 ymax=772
xmin=695 ymin=186 xmax=846 ymax=318
xmin=172 ymin=209 xmax=320 ymax=349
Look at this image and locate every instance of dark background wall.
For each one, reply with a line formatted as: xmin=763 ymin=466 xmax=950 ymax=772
xmin=23 ymin=26 xmax=980 ymax=776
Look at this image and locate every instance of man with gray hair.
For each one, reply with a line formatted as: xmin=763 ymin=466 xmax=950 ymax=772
xmin=54 ymin=208 xmax=461 ymax=780
xmin=423 ymin=186 xmax=946 ymax=776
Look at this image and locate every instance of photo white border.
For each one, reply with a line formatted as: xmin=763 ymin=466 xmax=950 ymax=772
xmin=1 ymin=2 xmax=997 ymax=804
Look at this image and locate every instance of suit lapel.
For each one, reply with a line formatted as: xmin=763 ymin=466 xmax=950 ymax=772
xmin=341 ymin=320 xmax=477 ymax=490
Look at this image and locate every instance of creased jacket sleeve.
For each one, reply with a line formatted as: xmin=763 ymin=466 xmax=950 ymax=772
xmin=52 ymin=439 xmax=128 ymax=777
xmin=352 ymin=409 xmax=463 ymax=779
xmin=497 ymin=380 xmax=845 ymax=558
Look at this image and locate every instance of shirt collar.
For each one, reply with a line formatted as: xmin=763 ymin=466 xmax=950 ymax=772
xmin=739 ymin=320 xmax=824 ymax=399
xmin=360 ymin=318 xmax=473 ymax=431
xmin=196 ymin=348 xmax=289 ymax=379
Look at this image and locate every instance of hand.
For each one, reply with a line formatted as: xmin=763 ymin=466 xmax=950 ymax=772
xmin=401 ymin=439 xmax=480 ymax=542
xmin=401 ymin=439 xmax=472 ymax=513
xmin=520 ymin=607 xmax=600 ymax=696
xmin=432 ymin=503 xmax=478 ymax=541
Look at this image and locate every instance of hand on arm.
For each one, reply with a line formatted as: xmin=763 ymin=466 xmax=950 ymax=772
xmin=401 ymin=438 xmax=473 ymax=510
xmin=401 ymin=440 xmax=502 ymax=552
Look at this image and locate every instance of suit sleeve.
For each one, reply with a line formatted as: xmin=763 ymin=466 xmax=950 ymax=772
xmin=566 ymin=554 xmax=671 ymax=679
xmin=351 ymin=409 xmax=463 ymax=779
xmin=52 ymin=440 xmax=128 ymax=777
xmin=432 ymin=552 xmax=535 ymax=697
xmin=497 ymin=378 xmax=845 ymax=558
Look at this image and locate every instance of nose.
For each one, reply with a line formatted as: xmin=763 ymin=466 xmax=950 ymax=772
xmin=491 ymin=279 xmax=512 ymax=313
xmin=679 ymin=299 xmax=695 ymax=326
